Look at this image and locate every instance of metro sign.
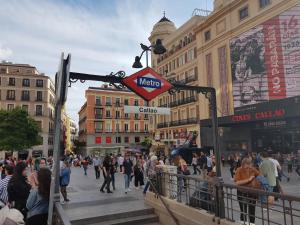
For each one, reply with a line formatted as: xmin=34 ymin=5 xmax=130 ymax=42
xmin=122 ymin=67 xmax=172 ymax=101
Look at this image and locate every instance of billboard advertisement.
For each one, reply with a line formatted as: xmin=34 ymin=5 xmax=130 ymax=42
xmin=230 ymin=4 xmax=300 ymax=109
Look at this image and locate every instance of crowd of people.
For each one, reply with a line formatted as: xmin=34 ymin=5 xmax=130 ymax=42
xmin=0 ymin=156 xmax=52 ymax=225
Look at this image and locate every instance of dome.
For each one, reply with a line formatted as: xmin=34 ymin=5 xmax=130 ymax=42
xmin=149 ymin=13 xmax=176 ymax=43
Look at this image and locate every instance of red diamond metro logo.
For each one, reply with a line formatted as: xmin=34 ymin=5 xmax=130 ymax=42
xmin=122 ymin=67 xmax=173 ymax=101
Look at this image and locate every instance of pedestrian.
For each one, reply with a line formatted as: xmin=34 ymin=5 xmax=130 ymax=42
xmin=192 ymin=153 xmax=198 ymax=175
xmin=29 ymin=158 xmax=47 ymax=187
xmin=93 ymin=156 xmax=101 ymax=179
xmin=100 ymin=156 xmax=113 ymax=193
xmin=295 ymin=151 xmax=300 ymax=178
xmin=234 ymin=157 xmax=260 ymax=225
xmin=7 ymin=162 xmax=31 ymax=217
xmin=122 ymin=154 xmax=133 ymax=194
xmin=134 ymin=161 xmax=144 ymax=189
xmin=259 ymin=152 xmax=276 ymax=193
xmin=82 ymin=158 xmax=89 ymax=176
xmin=199 ymin=152 xmax=207 ymax=176
xmin=117 ymin=154 xmax=124 ymax=172
xmin=221 ymin=154 xmax=225 ymax=167
xmin=26 ymin=168 xmax=51 ymax=225
xmin=206 ymin=154 xmax=213 ymax=173
xmin=110 ymin=156 xmax=117 ymax=191
xmin=143 ymin=155 xmax=158 ymax=194
xmin=0 ymin=165 xmax=14 ymax=207
xmin=60 ymin=160 xmax=71 ymax=203
xmin=287 ymin=154 xmax=293 ymax=174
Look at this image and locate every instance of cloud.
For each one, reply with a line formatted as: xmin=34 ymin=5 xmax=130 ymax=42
xmin=0 ymin=44 xmax=13 ymax=60
xmin=0 ymin=0 xmax=213 ymax=122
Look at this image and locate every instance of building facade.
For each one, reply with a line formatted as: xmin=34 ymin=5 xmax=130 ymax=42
xmin=78 ymin=85 xmax=150 ymax=156
xmin=196 ymin=0 xmax=300 ymax=154
xmin=148 ymin=14 xmax=207 ymax=149
xmin=149 ymin=0 xmax=300 ymax=154
xmin=0 ymin=62 xmax=55 ymax=157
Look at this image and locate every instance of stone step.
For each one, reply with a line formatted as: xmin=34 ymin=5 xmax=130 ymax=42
xmin=85 ymin=214 xmax=159 ymax=225
xmin=71 ymin=208 xmax=155 ymax=225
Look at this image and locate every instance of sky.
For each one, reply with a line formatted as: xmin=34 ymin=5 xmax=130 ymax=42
xmin=0 ymin=0 xmax=213 ymax=123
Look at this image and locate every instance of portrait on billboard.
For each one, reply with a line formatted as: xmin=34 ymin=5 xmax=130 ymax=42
xmin=230 ymin=4 xmax=300 ymax=109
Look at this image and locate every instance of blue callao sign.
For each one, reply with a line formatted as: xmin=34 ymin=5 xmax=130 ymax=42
xmin=137 ymin=77 xmax=161 ymax=89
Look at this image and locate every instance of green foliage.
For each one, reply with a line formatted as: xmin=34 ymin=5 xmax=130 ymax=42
xmin=141 ymin=137 xmax=152 ymax=149
xmin=0 ymin=107 xmax=42 ymax=151
xmin=73 ymin=139 xmax=86 ymax=154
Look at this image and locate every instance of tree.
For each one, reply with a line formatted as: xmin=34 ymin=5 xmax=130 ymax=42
xmin=0 ymin=108 xmax=42 ymax=151
xmin=141 ymin=137 xmax=152 ymax=149
xmin=73 ymin=139 xmax=86 ymax=155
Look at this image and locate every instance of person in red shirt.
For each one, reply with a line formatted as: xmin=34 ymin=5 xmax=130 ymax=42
xmin=82 ymin=158 xmax=89 ymax=176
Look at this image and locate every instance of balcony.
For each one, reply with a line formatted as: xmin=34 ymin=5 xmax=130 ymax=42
xmin=21 ymin=96 xmax=30 ymax=101
xmin=157 ymin=117 xmax=198 ymax=128
xmin=170 ymin=96 xmax=197 ymax=108
xmin=95 ymin=129 xmax=103 ymax=133
xmin=158 ymin=103 xmax=168 ymax=108
xmin=35 ymin=111 xmax=43 ymax=116
xmin=95 ymin=101 xmax=102 ymax=107
xmin=180 ymin=75 xmax=198 ymax=84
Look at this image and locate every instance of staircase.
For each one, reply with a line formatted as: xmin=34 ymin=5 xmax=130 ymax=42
xmin=62 ymin=195 xmax=161 ymax=225
xmin=71 ymin=208 xmax=160 ymax=225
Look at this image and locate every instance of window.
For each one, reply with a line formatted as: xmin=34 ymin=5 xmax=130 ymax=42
xmin=204 ymin=30 xmax=211 ymax=41
xmin=135 ymin=113 xmax=139 ymax=119
xmin=115 ymin=111 xmax=120 ymax=118
xmin=95 ymin=108 xmax=103 ymax=119
xmin=36 ymin=91 xmax=43 ymax=101
xmin=134 ymin=123 xmax=139 ymax=131
xmin=125 ymin=113 xmax=129 ymax=119
xmin=22 ymin=105 xmax=28 ymax=112
xmin=106 ymin=97 xmax=111 ymax=106
xmin=105 ymin=122 xmax=111 ymax=132
xmin=22 ymin=79 xmax=30 ymax=87
xmin=95 ymin=122 xmax=103 ymax=132
xmin=124 ymin=124 xmax=129 ymax=132
xmin=6 ymin=90 xmax=15 ymax=100
xmin=36 ymin=79 xmax=44 ymax=87
xmin=116 ymin=123 xmax=120 ymax=132
xmin=124 ymin=99 xmax=129 ymax=105
xmin=134 ymin=99 xmax=139 ymax=106
xmin=8 ymin=78 xmax=15 ymax=86
xmin=135 ymin=137 xmax=140 ymax=143
xmin=259 ymin=0 xmax=270 ymax=8
xmin=144 ymin=114 xmax=149 ymax=119
xmin=21 ymin=90 xmax=30 ymax=101
xmin=145 ymin=124 xmax=148 ymax=131
xmin=124 ymin=137 xmax=129 ymax=143
xmin=36 ymin=105 xmax=43 ymax=116
xmin=187 ymin=49 xmax=194 ymax=61
xmin=7 ymin=104 xmax=14 ymax=110
xmin=48 ymin=137 xmax=54 ymax=145
xmin=239 ymin=6 xmax=249 ymax=20
xmin=115 ymin=136 xmax=121 ymax=143
xmin=106 ymin=110 xmax=111 ymax=118
xmin=115 ymin=98 xmax=121 ymax=106
xmin=95 ymin=96 xmax=101 ymax=106
xmin=144 ymin=101 xmax=149 ymax=106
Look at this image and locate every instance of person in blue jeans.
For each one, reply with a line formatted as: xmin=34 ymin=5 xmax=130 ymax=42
xmin=122 ymin=154 xmax=133 ymax=194
xmin=60 ymin=161 xmax=71 ymax=202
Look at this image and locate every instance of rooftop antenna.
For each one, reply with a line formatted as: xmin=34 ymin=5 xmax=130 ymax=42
xmin=163 ymin=11 xmax=166 ymax=17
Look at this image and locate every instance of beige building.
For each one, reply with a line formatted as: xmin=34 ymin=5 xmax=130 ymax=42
xmin=148 ymin=13 xmax=208 ymax=149
xmin=0 ymin=62 xmax=55 ymax=158
xmin=150 ymin=0 xmax=300 ymax=154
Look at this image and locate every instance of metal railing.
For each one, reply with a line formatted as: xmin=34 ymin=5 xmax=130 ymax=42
xmin=153 ymin=172 xmax=300 ymax=225
xmin=53 ymin=202 xmax=71 ymax=225
xmin=170 ymin=96 xmax=197 ymax=107
xmin=157 ymin=118 xmax=198 ymax=128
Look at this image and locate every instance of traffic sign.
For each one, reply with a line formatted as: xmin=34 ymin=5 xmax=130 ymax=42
xmin=122 ymin=67 xmax=172 ymax=101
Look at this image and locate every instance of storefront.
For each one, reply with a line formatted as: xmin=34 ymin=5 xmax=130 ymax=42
xmin=200 ymin=96 xmax=300 ymax=154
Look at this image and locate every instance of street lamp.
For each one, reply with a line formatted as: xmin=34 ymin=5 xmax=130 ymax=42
xmin=132 ymin=39 xmax=166 ymax=68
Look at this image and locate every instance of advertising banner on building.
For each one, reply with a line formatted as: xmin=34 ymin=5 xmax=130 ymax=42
xmin=230 ymin=4 xmax=300 ymax=109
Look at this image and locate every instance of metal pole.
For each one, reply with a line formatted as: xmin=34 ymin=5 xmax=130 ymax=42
xmin=146 ymin=50 xmax=149 ymax=67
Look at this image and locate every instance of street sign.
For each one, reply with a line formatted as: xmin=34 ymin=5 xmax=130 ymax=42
xmin=122 ymin=67 xmax=172 ymax=101
xmin=124 ymin=106 xmax=170 ymax=115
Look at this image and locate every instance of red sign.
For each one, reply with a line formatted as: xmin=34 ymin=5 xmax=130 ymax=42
xmin=106 ymin=136 xmax=111 ymax=144
xmin=95 ymin=137 xmax=101 ymax=144
xmin=231 ymin=109 xmax=286 ymax=123
xmin=122 ymin=67 xmax=172 ymax=101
